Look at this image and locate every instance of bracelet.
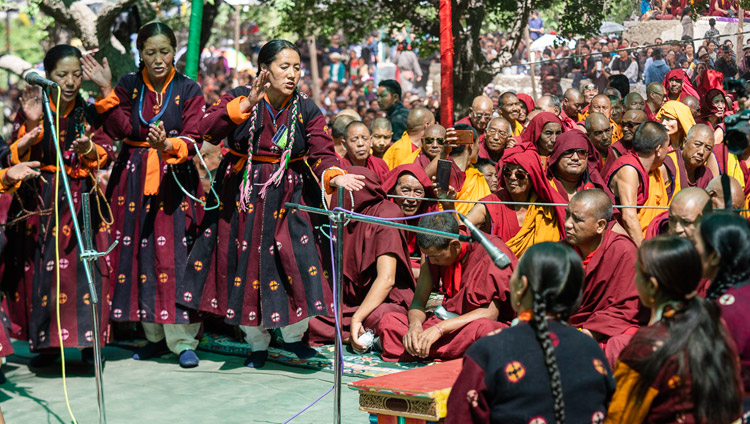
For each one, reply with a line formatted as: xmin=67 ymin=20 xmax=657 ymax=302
xmin=433 ymin=324 xmax=444 ymax=337
xmin=83 ymin=141 xmax=95 ymax=155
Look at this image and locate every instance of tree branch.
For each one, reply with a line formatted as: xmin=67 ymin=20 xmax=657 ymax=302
xmin=96 ymin=0 xmax=140 ymax=39
xmin=38 ymin=0 xmax=98 ymax=47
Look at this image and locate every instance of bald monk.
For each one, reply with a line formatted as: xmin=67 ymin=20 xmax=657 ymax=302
xmin=663 ymin=124 xmax=714 ymax=198
xmin=498 ymin=92 xmax=524 ymax=136
xmin=562 ymin=189 xmax=644 ymax=367
xmin=681 ymin=95 xmax=701 ymax=120
xmin=644 ymin=82 xmax=667 ymax=121
xmin=331 ymin=114 xmax=356 ymax=158
xmin=610 ymin=110 xmax=647 ymax=159
xmin=580 ymin=94 xmax=623 ymax=143
xmin=561 ymin=88 xmax=585 ymax=130
xmin=455 ymin=95 xmax=494 ymax=139
xmin=340 ymin=121 xmax=390 ymax=182
xmin=623 ymin=92 xmax=645 ymax=111
xmin=308 ymin=168 xmax=415 ymax=351
xmin=370 ymin=117 xmax=394 ymax=159
xmin=706 ymin=175 xmax=746 ymax=211
xmin=401 ymin=123 xmax=446 ymax=169
xmin=536 ymin=95 xmax=561 ymax=115
xmin=586 ymin=112 xmax=614 ymax=173
xmin=479 ymin=117 xmax=513 ymax=166
xmin=645 ymin=187 xmax=711 ymax=240
xmin=383 ymin=107 xmax=435 ymax=169
xmin=377 ymin=213 xmax=517 ymax=362
xmin=606 ymin=121 xmax=671 ymax=246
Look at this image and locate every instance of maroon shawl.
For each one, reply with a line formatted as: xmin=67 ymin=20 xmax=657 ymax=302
xmin=341 ymin=154 xmax=390 ymax=183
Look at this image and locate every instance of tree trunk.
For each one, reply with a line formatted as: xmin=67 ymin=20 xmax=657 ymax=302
xmin=451 ymin=0 xmax=493 ymax=117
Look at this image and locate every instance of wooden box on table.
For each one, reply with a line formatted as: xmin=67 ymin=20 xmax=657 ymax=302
xmin=348 ymin=359 xmax=462 ymax=424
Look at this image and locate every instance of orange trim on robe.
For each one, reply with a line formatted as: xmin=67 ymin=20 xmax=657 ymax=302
xmin=227 ymin=96 xmax=252 ymax=125
xmin=123 ymin=137 xmax=188 ymax=196
xmin=604 ymin=361 xmax=659 ymax=423
xmin=0 ymin=169 xmax=22 ymax=194
xmin=454 ymin=166 xmax=491 ymax=216
xmin=638 ymin=170 xmax=669 ymax=236
xmin=10 ymin=123 xmax=44 ymax=164
xmin=94 ymin=90 xmax=120 ymax=114
xmin=383 ymin=132 xmax=418 ymax=169
xmin=505 ymin=192 xmax=561 ymax=258
xmin=323 ymin=167 xmax=346 ymax=194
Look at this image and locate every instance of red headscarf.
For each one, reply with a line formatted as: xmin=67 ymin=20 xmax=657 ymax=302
xmin=382 ymin=163 xmax=436 ymax=215
xmin=517 ymin=93 xmax=536 ymax=116
xmin=662 ymin=69 xmax=699 ymax=100
xmin=546 ymin=130 xmax=611 ymax=202
xmin=501 ymin=145 xmax=567 ymax=236
xmin=699 ymin=88 xmax=727 ymax=121
xmin=696 ymin=69 xmax=725 ymax=99
xmin=518 ymin=112 xmax=563 ymax=150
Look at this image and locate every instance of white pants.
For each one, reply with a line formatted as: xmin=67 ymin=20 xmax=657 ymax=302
xmin=239 ymin=318 xmax=309 ymax=351
xmin=142 ymin=322 xmax=201 ymax=355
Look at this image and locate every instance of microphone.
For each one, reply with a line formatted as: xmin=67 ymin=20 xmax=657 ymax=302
xmin=23 ymin=70 xmax=58 ymax=89
xmin=458 ymin=214 xmax=512 ymax=269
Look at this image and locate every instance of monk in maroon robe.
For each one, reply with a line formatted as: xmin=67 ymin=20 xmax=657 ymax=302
xmin=307 ymin=167 xmax=415 ymax=351
xmin=454 ymin=95 xmax=493 ymax=142
xmin=477 ymin=117 xmax=513 ymax=170
xmin=561 ymin=189 xmax=646 ymax=367
xmin=610 ymin=110 xmax=647 ymax=160
xmin=662 ymin=124 xmax=714 ymax=198
xmin=340 ymin=121 xmax=389 ymax=182
xmin=547 ymin=130 xmax=611 ymax=202
xmin=516 ymin=112 xmax=563 ymax=164
xmin=645 ymin=187 xmax=711 ymax=241
xmin=377 ymin=213 xmax=517 ymax=362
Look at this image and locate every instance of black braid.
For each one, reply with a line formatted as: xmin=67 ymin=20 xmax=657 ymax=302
xmin=530 ymin=290 xmax=566 ymax=424
xmin=706 ymin=270 xmax=748 ymax=300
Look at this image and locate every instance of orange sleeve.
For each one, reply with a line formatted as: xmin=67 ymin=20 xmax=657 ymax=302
xmin=322 ymin=167 xmax=346 ymax=195
xmin=81 ymin=144 xmax=109 ymax=169
xmin=227 ymin=96 xmax=252 ymax=125
xmin=10 ymin=123 xmax=43 ymax=165
xmin=94 ymin=90 xmax=120 ymax=114
xmin=604 ymin=361 xmax=659 ymax=424
xmin=0 ymin=169 xmax=21 ymax=194
xmin=163 ymin=137 xmax=189 ymax=165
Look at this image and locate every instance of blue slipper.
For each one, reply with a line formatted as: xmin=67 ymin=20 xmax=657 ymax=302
xmin=179 ymin=349 xmax=199 ymax=368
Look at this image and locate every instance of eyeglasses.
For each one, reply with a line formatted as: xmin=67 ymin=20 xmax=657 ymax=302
xmin=561 ymin=148 xmax=588 ymax=158
xmin=621 ymin=121 xmax=643 ymax=128
xmin=471 ymin=113 xmax=493 ymax=120
xmin=486 ymin=129 xmax=510 ymax=137
xmin=424 ymin=137 xmax=445 ymax=145
xmin=583 ymin=85 xmax=597 ymax=91
xmin=502 ymin=168 xmax=529 ymax=181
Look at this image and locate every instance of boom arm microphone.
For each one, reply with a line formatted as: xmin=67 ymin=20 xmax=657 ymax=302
xmin=458 ymin=214 xmax=512 ymax=269
xmin=23 ymin=70 xmax=58 ymax=89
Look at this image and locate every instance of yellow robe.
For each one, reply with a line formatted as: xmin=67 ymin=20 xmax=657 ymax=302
xmin=401 ymin=147 xmax=422 ymax=165
xmin=725 ymin=154 xmax=750 ymax=218
xmin=637 ymin=170 xmax=669 ymax=236
xmin=454 ymin=167 xmax=491 ymax=217
xmin=383 ymin=132 xmax=417 ymax=169
xmin=512 ymin=120 xmax=524 ymax=137
xmin=506 ymin=193 xmax=561 ymax=258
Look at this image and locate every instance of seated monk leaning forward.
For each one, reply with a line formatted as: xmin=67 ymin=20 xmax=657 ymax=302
xmin=562 ymin=189 xmax=646 ymax=367
xmin=464 ymin=146 xmax=567 ymax=257
xmin=377 ymin=213 xmax=518 ymax=362
xmin=606 ymin=121 xmax=671 ymax=246
xmin=307 ymin=167 xmax=416 ymax=352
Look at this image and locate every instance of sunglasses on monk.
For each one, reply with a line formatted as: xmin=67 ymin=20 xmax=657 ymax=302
xmin=502 ymin=168 xmax=529 ymax=181
xmin=561 ymin=148 xmax=589 ymax=158
xmin=621 ymin=121 xmax=643 ymax=128
xmin=424 ymin=137 xmax=445 ymax=145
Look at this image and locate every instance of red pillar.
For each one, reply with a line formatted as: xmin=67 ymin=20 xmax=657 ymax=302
xmin=439 ymin=0 xmax=454 ymax=127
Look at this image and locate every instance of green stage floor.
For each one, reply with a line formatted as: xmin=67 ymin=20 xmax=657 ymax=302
xmin=0 ymin=341 xmax=369 ymax=423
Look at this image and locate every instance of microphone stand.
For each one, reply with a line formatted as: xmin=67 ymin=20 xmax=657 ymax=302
xmin=285 ymin=199 xmax=472 ymax=424
xmin=41 ymin=88 xmax=118 ymax=424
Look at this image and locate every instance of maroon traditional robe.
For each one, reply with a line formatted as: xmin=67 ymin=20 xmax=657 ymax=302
xmin=307 ymin=167 xmax=415 ymax=344
xmin=547 ymin=130 xmax=613 ymax=202
xmin=482 ymin=191 xmax=522 ymax=242
xmin=340 ymin=154 xmax=389 ymax=183
xmin=377 ymin=236 xmax=518 ymax=362
xmin=663 ymin=149 xmax=713 ymax=199
xmin=644 ymin=210 xmax=670 ymax=240
xmin=564 ymin=227 xmax=646 ymax=367
xmin=179 ymin=86 xmax=339 ymax=329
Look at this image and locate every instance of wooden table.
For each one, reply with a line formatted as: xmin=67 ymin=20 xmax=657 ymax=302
xmin=348 ymin=359 xmax=462 ymax=424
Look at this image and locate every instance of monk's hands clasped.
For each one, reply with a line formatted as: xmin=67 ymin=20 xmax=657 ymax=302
xmin=403 ymin=324 xmax=424 ymax=357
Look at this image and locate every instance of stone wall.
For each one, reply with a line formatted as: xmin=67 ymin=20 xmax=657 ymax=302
xmin=623 ymin=17 xmax=749 ymax=45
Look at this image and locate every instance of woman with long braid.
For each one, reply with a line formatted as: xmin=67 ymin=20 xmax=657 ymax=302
xmin=180 ymin=40 xmax=364 ymax=368
xmin=606 ymin=235 xmax=742 ymax=423
xmin=102 ymin=22 xmax=206 ymax=368
xmin=2 ymin=45 xmax=115 ymax=367
xmin=695 ymin=213 xmax=750 ymax=411
xmin=446 ymin=242 xmax=614 ymax=423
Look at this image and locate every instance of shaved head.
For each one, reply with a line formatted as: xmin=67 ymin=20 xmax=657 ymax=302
xmin=621 ymin=110 xmax=648 ymax=143
xmin=564 ymin=189 xmax=613 ymax=248
xmin=406 ymin=107 xmax=435 ymax=133
xmin=681 ymin=95 xmax=700 ymax=119
xmin=562 ymin=88 xmax=585 ymax=120
xmin=537 ymin=95 xmax=561 ymax=115
xmin=707 ymin=175 xmax=746 ymax=210
xmin=571 ymin=188 xmax=614 ymax=222
xmin=371 ymin=117 xmax=392 ymax=132
xmin=623 ymin=92 xmax=645 ymax=111
xmin=668 ymin=187 xmax=711 ymax=239
xmin=469 ymin=95 xmax=494 ymax=131
xmin=471 ymin=95 xmax=494 ymax=111
xmin=590 ymin=94 xmax=612 ymax=118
